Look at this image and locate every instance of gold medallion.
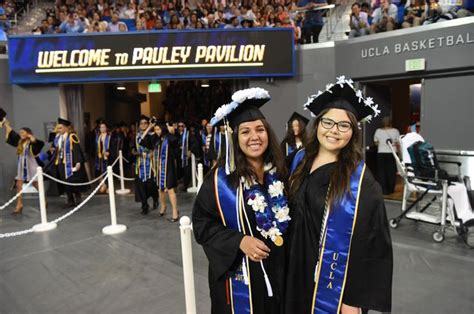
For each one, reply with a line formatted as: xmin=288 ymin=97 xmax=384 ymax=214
xmin=274 ymin=235 xmax=284 ymax=247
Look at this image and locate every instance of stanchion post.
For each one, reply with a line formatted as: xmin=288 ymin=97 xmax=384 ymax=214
xmin=116 ymin=150 xmax=131 ymax=195
xmin=33 ymin=167 xmax=57 ymax=232
xmin=102 ymin=166 xmax=127 ymax=235
xmin=179 ymin=216 xmax=197 ymax=314
xmin=186 ymin=153 xmax=198 ymax=193
xmin=197 ymin=163 xmax=203 ymax=192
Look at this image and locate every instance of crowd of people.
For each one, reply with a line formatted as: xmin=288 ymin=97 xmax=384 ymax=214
xmin=349 ymin=0 xmax=473 ymax=37
xmin=31 ymin=0 xmax=335 ymax=44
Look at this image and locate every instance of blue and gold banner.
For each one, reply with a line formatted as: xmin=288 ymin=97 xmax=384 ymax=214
xmin=8 ymin=28 xmax=295 ymax=84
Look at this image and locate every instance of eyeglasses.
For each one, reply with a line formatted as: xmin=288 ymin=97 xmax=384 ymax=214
xmin=319 ymin=117 xmax=353 ymax=133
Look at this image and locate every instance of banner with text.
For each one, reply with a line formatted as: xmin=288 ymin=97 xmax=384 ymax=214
xmin=8 ymin=28 xmax=295 ymax=84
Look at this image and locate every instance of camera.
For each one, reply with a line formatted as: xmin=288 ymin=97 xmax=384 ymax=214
xmin=150 ymin=116 xmax=158 ymax=124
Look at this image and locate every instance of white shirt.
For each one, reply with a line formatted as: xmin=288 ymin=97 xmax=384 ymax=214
xmin=374 ymin=128 xmax=400 ymax=153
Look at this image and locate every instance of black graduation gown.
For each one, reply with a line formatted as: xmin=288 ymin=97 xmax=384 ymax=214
xmin=284 ymin=162 xmax=393 ymax=313
xmin=46 ymin=133 xmax=88 ymax=194
xmin=6 ymin=130 xmax=45 ymax=167
xmin=193 ymin=173 xmax=286 ymax=314
xmin=208 ymin=132 xmax=227 ymax=162
xmin=133 ymin=133 xmax=158 ymax=208
xmin=140 ymin=133 xmax=178 ymax=190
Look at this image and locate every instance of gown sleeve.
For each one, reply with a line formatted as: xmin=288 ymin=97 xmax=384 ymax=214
xmin=30 ymin=139 xmax=45 ymax=156
xmin=6 ymin=129 xmax=21 ymax=148
xmin=342 ymin=169 xmax=393 ymax=312
xmin=138 ymin=133 xmax=155 ymax=150
xmin=192 ymin=173 xmax=245 ymax=281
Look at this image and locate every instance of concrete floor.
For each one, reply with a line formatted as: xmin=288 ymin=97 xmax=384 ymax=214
xmin=1 ymin=192 xmax=473 ymax=314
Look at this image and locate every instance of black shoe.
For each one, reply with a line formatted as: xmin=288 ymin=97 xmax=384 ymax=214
xmin=141 ymin=209 xmax=149 ymax=215
xmin=63 ymin=202 xmax=75 ymax=209
xmin=152 ymin=200 xmax=158 ymax=210
xmin=167 ymin=217 xmax=179 ymax=223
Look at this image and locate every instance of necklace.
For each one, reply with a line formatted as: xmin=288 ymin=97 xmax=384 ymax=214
xmin=242 ymin=163 xmax=291 ymax=246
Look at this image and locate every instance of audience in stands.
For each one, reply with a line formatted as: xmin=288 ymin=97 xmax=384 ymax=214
xmin=16 ymin=0 xmax=474 ymax=41
xmin=370 ymin=0 xmax=398 ymax=33
xmin=349 ymin=2 xmax=370 ymax=37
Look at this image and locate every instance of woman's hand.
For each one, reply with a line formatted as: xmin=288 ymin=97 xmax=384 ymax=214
xmin=239 ymin=235 xmax=271 ymax=262
xmin=341 ymin=303 xmax=361 ymax=314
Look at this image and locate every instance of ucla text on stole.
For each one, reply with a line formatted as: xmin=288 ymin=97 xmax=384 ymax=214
xmin=36 ymin=44 xmax=267 ymax=69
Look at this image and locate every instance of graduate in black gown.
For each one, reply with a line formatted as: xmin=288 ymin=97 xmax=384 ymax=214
xmin=132 ymin=115 xmax=158 ymax=215
xmin=47 ymin=118 xmax=88 ymax=208
xmin=139 ymin=120 xmax=180 ymax=222
xmin=2 ymin=117 xmax=44 ymax=214
xmin=94 ymin=120 xmax=112 ymax=193
xmin=285 ymin=77 xmax=393 ymax=314
xmin=280 ymin=112 xmax=309 ymax=157
xmin=193 ymin=88 xmax=290 ymax=314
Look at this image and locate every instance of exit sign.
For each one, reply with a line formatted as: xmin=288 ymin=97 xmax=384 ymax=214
xmin=405 ymin=58 xmax=426 ymax=72
xmin=148 ymin=82 xmax=162 ymax=93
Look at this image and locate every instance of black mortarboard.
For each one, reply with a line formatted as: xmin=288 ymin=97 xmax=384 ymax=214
xmin=118 ymin=121 xmax=127 ymax=127
xmin=57 ymin=118 xmax=71 ymax=126
xmin=139 ymin=115 xmax=150 ymax=122
xmin=210 ymin=87 xmax=270 ymax=130
xmin=304 ymin=77 xmax=379 ymax=122
xmin=95 ymin=117 xmax=105 ymax=124
xmin=288 ymin=112 xmax=309 ymax=126
xmin=48 ymin=132 xmax=57 ymax=143
xmin=0 ymin=107 xmax=6 ymax=121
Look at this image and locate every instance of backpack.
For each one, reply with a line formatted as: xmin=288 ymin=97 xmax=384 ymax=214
xmin=407 ymin=141 xmax=447 ymax=179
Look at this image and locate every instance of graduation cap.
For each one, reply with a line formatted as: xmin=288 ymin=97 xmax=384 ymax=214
xmin=288 ymin=112 xmax=309 ymax=126
xmin=303 ymin=76 xmax=381 ymax=123
xmin=57 ymin=118 xmax=71 ymax=126
xmin=210 ymin=87 xmax=271 ymax=174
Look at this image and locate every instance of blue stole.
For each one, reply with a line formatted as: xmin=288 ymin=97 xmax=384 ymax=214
xmin=290 ymin=150 xmax=366 ymax=313
xmin=55 ymin=134 xmax=74 ymax=179
xmin=312 ymin=162 xmax=365 ymax=314
xmin=214 ymin=168 xmax=252 ymax=314
xmin=136 ymin=133 xmax=152 ymax=182
xmin=95 ymin=134 xmax=110 ymax=172
xmin=201 ymin=132 xmax=210 ymax=167
xmin=286 ymin=143 xmax=295 ymax=156
xmin=20 ymin=142 xmax=30 ymax=181
xmin=180 ymin=128 xmax=189 ymax=167
xmin=158 ymin=136 xmax=169 ymax=191
xmin=290 ymin=149 xmax=305 ymax=174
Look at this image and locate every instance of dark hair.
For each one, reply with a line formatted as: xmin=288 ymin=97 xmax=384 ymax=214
xmin=352 ymin=2 xmax=361 ymax=8
xmin=289 ymin=104 xmax=362 ymax=204
xmin=281 ymin=118 xmax=307 ymax=152
xmin=361 ymin=2 xmax=370 ymax=8
xmin=20 ymin=127 xmax=33 ymax=135
xmin=215 ymin=119 xmax=287 ymax=187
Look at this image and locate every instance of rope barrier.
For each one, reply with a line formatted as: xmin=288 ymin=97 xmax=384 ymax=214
xmin=0 ymin=175 xmax=108 ymax=239
xmin=50 ymin=176 xmax=108 ymax=225
xmin=0 ymin=173 xmax=39 ymax=211
xmin=43 ymin=171 xmax=106 ymax=186
xmin=112 ymin=173 xmax=135 ymax=182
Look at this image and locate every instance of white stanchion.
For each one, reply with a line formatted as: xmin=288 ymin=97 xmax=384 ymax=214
xmin=179 ymin=216 xmax=197 ymax=314
xmin=116 ymin=150 xmax=131 ymax=195
xmin=197 ymin=163 xmax=203 ymax=193
xmin=187 ymin=154 xmax=198 ymax=193
xmin=102 ymin=166 xmax=127 ymax=235
xmin=32 ymin=167 xmax=57 ymax=233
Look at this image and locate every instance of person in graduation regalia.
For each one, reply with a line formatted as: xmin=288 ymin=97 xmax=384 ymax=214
xmin=280 ymin=112 xmax=309 ymax=157
xmin=208 ymin=124 xmax=227 ymax=164
xmin=1 ymin=114 xmax=45 ymax=214
xmin=193 ymin=87 xmax=290 ymax=314
xmin=132 ymin=115 xmax=158 ymax=215
xmin=284 ymin=76 xmax=393 ymax=314
xmin=48 ymin=118 xmax=88 ymax=208
xmin=201 ymin=122 xmax=215 ymax=173
xmin=139 ymin=120 xmax=180 ymax=222
xmin=94 ymin=120 xmax=112 ymax=193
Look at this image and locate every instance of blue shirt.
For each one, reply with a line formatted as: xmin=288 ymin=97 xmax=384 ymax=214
xmin=297 ymin=0 xmax=326 ymax=28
